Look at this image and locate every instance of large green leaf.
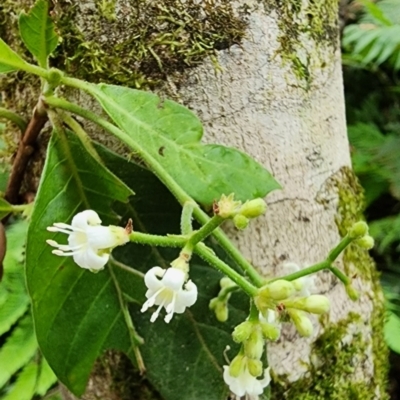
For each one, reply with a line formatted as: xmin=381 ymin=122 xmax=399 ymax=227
xmin=90 ymin=84 xmax=280 ymax=206
xmin=27 ymin=132 xmax=249 ymax=399
xmin=0 ymin=39 xmax=28 ymax=74
xmin=19 ymin=0 xmax=59 ymax=68
xmin=0 ymin=219 xmax=30 ymax=336
xmin=26 ymin=129 xmax=137 ymax=395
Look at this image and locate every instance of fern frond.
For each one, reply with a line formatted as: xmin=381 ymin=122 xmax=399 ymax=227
xmin=36 ymin=358 xmax=57 ymax=396
xmin=1 ymin=362 xmax=37 ymax=400
xmin=0 ymin=314 xmax=37 ymax=388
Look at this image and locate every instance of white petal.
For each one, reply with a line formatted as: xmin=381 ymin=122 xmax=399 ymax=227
xmin=71 ymin=210 xmax=102 ymax=229
xmin=73 ymin=247 xmax=108 ymax=270
xmin=162 ymin=268 xmax=186 ymax=291
xmin=86 ymin=225 xmax=121 ymax=249
xmin=173 ymin=281 xmax=198 ymax=313
xmin=144 ymin=267 xmax=165 ymax=291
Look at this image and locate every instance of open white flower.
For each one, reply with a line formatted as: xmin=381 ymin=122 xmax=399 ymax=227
xmin=47 ymin=210 xmax=129 ymax=272
xmin=141 ymin=266 xmax=197 ymax=323
xmin=223 ymin=364 xmax=271 ymax=397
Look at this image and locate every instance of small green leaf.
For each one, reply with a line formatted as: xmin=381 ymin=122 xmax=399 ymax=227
xmin=19 ymin=0 xmax=59 ymax=68
xmin=384 ymin=311 xmax=400 ymax=354
xmin=0 ymin=197 xmax=13 ymax=220
xmin=91 ymin=84 xmax=280 ymax=206
xmin=0 ymin=38 xmax=28 ymax=74
xmin=36 ymin=358 xmax=58 ymax=396
xmin=0 ymin=314 xmax=37 ymax=388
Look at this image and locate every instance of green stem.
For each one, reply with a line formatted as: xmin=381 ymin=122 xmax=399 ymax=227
xmin=59 ymin=111 xmax=103 ymax=164
xmin=269 ymin=261 xmax=329 ymax=283
xmin=194 ymin=244 xmax=258 ymax=296
xmin=180 ymin=201 xmax=195 ymax=235
xmin=248 ymin=301 xmax=259 ymax=322
xmin=185 ymin=215 xmax=224 ymax=250
xmin=44 ymin=93 xmax=266 ymax=287
xmin=329 ymin=266 xmax=351 ymax=285
xmin=327 ymin=235 xmax=352 ymax=263
xmin=108 ymin=262 xmax=145 ymax=373
xmin=0 ymin=107 xmax=27 ymax=132
xmin=219 ymin=284 xmax=239 ymax=301
xmin=129 ymin=231 xmax=187 ymax=247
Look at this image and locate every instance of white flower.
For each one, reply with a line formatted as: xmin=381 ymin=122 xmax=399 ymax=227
xmin=283 ymin=262 xmax=316 ymax=297
xmin=47 ymin=210 xmax=129 ymax=272
xmin=141 ymin=266 xmax=197 ymax=323
xmin=223 ymin=364 xmax=271 ymax=397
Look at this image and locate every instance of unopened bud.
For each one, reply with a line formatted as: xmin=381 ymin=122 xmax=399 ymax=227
xmin=345 ymin=284 xmax=359 ymax=301
xmin=247 ymin=358 xmax=263 ymax=377
xmin=288 ymin=309 xmax=313 ymax=337
xmin=260 ymin=321 xmax=280 ymax=341
xmin=356 ymin=235 xmax=374 ymax=250
xmin=243 ymin=328 xmax=264 ymax=359
xmin=220 ymin=277 xmax=236 ymax=289
xmin=209 ymin=298 xmax=229 ymax=322
xmin=233 ymin=214 xmax=249 ymax=230
xmin=239 ymin=199 xmax=267 ymax=219
xmin=348 ymin=221 xmax=369 ymax=239
xmin=259 ymin=280 xmax=296 ymax=301
xmin=232 ymin=321 xmax=253 ymax=343
xmin=286 ymin=295 xmax=330 ymax=314
xmin=229 ymin=354 xmax=245 ymax=377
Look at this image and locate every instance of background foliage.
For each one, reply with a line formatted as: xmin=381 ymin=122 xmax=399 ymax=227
xmin=342 ymin=0 xmax=400 ymax=395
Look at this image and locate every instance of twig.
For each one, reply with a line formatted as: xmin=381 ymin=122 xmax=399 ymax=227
xmin=5 ymin=98 xmax=48 ymax=204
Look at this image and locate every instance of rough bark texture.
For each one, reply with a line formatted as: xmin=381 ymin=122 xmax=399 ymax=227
xmin=0 ymin=0 xmax=388 ymax=399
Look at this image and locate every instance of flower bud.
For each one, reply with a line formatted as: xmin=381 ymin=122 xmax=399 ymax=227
xmin=209 ymin=298 xmax=229 ymax=322
xmin=229 ymin=354 xmax=245 ymax=377
xmin=286 ymin=295 xmax=330 ymax=314
xmin=260 ymin=321 xmax=280 ymax=341
xmin=243 ymin=328 xmax=264 ymax=359
xmin=232 ymin=321 xmax=253 ymax=343
xmin=258 ymin=280 xmax=296 ymax=301
xmin=215 ymin=194 xmax=241 ymax=219
xmin=233 ymin=214 xmax=249 ymax=230
xmin=220 ymin=277 xmax=236 ymax=289
xmin=348 ymin=221 xmax=369 ymax=239
xmin=239 ymin=199 xmax=267 ymax=219
xmin=288 ymin=309 xmax=313 ymax=337
xmin=247 ymin=358 xmax=263 ymax=377
xmin=355 ymin=235 xmax=374 ymax=250
xmin=345 ymin=284 xmax=359 ymax=301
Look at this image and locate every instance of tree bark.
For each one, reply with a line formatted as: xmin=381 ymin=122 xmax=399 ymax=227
xmin=0 ymin=0 xmax=388 ymax=399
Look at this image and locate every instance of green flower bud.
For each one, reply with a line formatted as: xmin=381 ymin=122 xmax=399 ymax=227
xmin=258 ymin=280 xmax=296 ymax=301
xmin=220 ymin=277 xmax=236 ymax=289
xmin=348 ymin=221 xmax=369 ymax=239
xmin=286 ymin=295 xmax=330 ymax=314
xmin=260 ymin=321 xmax=280 ymax=341
xmin=232 ymin=321 xmax=254 ymax=343
xmin=209 ymin=298 xmax=229 ymax=322
xmin=355 ymin=235 xmax=374 ymax=250
xmin=215 ymin=193 xmax=241 ymax=219
xmin=239 ymin=199 xmax=267 ymax=219
xmin=247 ymin=358 xmax=263 ymax=377
xmin=244 ymin=328 xmax=264 ymax=359
xmin=288 ymin=309 xmax=313 ymax=337
xmin=345 ymin=284 xmax=359 ymax=301
xmin=229 ymin=354 xmax=245 ymax=377
xmin=233 ymin=214 xmax=250 ymax=230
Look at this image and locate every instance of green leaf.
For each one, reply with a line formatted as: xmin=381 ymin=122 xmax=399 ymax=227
xmin=28 ymin=136 xmax=249 ymax=399
xmin=0 ymin=314 xmax=37 ymax=388
xmin=385 ymin=311 xmax=400 ymax=354
xmin=35 ymin=358 xmax=58 ymax=396
xmin=0 ymin=219 xmax=30 ymax=335
xmin=18 ymin=0 xmax=59 ymax=68
xmin=2 ymin=362 xmax=37 ymax=400
xmin=91 ymin=84 xmax=280 ymax=206
xmin=0 ymin=38 xmax=28 ymax=74
xmin=0 ymin=198 xmax=13 ymax=220
xmin=26 ymin=130 xmax=137 ymax=395
xmin=99 ymin=144 xmax=248 ymax=400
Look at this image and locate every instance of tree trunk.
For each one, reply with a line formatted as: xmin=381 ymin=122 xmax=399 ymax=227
xmin=0 ymin=0 xmax=388 ymax=399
